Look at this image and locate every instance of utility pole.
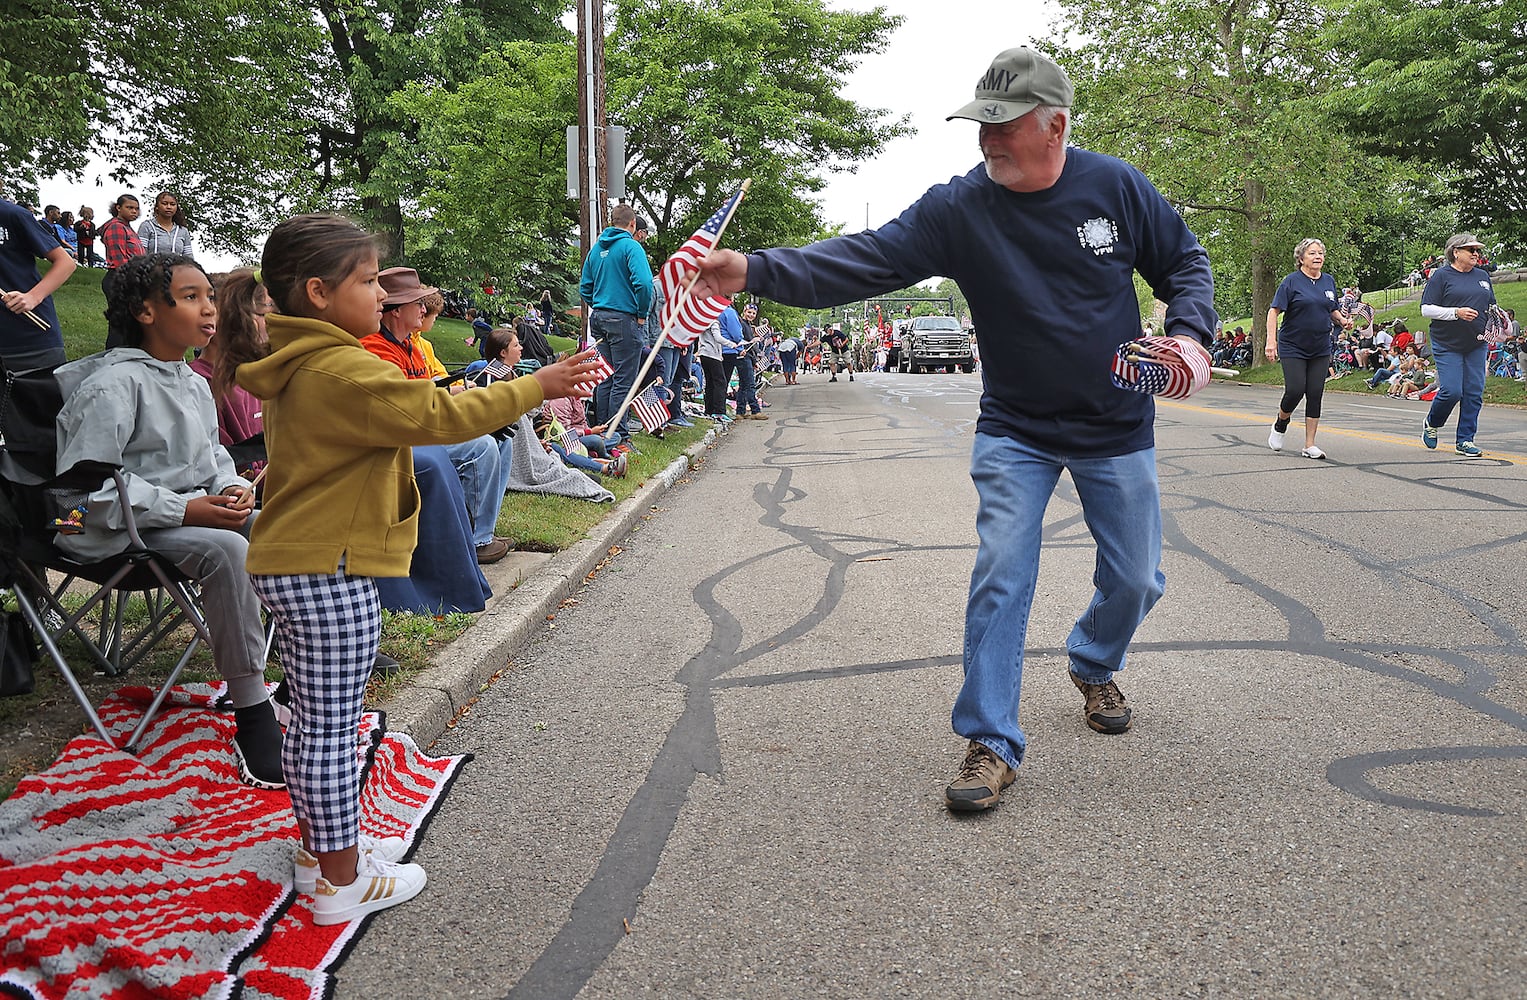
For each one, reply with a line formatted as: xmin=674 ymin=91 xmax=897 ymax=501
xmin=575 ymin=0 xmax=609 ymax=268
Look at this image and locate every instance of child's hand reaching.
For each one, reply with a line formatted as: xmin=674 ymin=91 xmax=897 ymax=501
xmin=185 ymin=494 xmax=253 ymax=529
xmin=532 ymin=348 xmax=604 ymax=400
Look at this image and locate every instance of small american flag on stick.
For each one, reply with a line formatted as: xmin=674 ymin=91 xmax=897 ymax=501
xmin=630 ymin=385 xmax=671 ymax=433
xmin=659 ymin=186 xmax=748 ymax=347
xmin=577 ymin=353 xmax=615 ymax=388
xmin=1109 ymin=336 xmax=1211 ymax=400
xmin=559 ymin=426 xmax=584 ymax=454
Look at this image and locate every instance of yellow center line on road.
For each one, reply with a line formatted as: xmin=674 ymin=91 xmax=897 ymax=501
xmin=1157 ymin=397 xmax=1527 ymax=464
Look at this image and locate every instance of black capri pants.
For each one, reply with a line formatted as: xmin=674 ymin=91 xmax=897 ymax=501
xmin=701 ymin=355 xmax=727 ymax=416
xmin=1279 ymin=355 xmax=1330 ymax=419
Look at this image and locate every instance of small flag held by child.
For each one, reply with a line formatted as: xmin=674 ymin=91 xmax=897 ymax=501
xmin=577 ymin=354 xmax=615 ymax=388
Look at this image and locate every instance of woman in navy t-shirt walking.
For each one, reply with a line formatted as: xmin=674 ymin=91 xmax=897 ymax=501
xmin=1419 ymin=233 xmax=1496 ymax=457
xmin=1265 ymin=238 xmax=1352 ymax=459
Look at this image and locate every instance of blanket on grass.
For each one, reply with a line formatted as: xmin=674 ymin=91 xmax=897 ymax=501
xmin=0 ymin=684 xmax=469 ymax=1000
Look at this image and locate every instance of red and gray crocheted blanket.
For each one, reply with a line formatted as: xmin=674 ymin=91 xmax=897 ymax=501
xmin=0 ymin=684 xmax=469 ymax=1000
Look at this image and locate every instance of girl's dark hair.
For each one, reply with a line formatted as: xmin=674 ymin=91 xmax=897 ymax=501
xmin=261 ymin=213 xmax=383 ymax=319
xmin=484 ymin=324 xmax=518 ymax=360
xmin=207 ymin=268 xmax=270 ymax=401
xmin=104 ymin=253 xmax=207 ymax=348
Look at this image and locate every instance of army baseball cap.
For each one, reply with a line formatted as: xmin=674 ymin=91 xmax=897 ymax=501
xmin=947 ymin=46 xmax=1074 ymax=124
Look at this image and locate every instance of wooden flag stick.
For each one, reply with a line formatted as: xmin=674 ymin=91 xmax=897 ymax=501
xmin=607 ymin=179 xmax=752 ymax=434
xmin=0 ymin=285 xmax=51 ymax=331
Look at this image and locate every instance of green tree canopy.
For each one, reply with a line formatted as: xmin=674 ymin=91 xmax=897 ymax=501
xmin=1325 ymin=0 xmax=1527 ymax=245
xmin=2 ymin=1 xmax=100 ymax=194
xmin=604 ymin=0 xmax=909 ymax=260
xmin=1047 ymin=0 xmax=1409 ymax=361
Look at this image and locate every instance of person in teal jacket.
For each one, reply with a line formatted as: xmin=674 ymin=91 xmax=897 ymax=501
xmin=579 ymin=205 xmax=654 ymax=444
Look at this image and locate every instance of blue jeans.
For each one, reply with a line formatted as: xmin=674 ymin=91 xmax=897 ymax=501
xmin=735 ymin=355 xmax=760 ymax=414
xmin=590 ymin=308 xmax=643 ymax=441
xmin=446 ymin=434 xmax=512 ymax=547
xmin=658 ymin=342 xmax=682 ymax=393
xmin=1424 ymin=339 xmax=1487 ymax=443
xmin=550 ymin=441 xmax=604 ymax=474
xmin=953 ymin=433 xmax=1166 ymax=770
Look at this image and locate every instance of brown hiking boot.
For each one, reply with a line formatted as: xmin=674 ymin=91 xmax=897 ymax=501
xmin=943 ymin=741 xmax=1016 ymax=812
xmin=475 ymin=538 xmax=513 ymax=565
xmin=1070 ymin=672 xmax=1132 ymax=734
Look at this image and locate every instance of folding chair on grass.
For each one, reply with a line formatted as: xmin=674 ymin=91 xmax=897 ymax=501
xmin=0 ymin=363 xmax=214 ymax=753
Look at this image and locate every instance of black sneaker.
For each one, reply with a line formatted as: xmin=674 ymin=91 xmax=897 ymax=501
xmin=944 ymin=741 xmax=1016 ymax=812
xmin=372 ymin=652 xmax=403 ymax=679
xmin=829 ymin=376 xmax=838 ymax=382
xmin=233 ymin=700 xmax=286 ymax=789
xmin=1069 ymin=672 xmax=1132 ymax=734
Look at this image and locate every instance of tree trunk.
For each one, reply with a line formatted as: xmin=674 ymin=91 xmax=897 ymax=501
xmin=1245 ymin=177 xmax=1275 ymax=369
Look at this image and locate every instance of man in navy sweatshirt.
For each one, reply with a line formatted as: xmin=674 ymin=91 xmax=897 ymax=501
xmin=580 ymin=204 xmax=655 ymax=446
xmin=694 ymin=47 xmax=1217 ymax=812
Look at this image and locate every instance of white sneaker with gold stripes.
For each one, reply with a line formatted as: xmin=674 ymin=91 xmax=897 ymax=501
xmin=312 ymin=851 xmax=427 ymax=926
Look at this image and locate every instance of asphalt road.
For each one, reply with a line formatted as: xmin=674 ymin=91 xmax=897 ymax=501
xmin=339 ymin=372 xmax=1527 ymax=1000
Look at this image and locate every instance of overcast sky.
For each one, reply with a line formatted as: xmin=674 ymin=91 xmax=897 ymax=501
xmin=38 ymin=0 xmax=1056 ymax=271
xmin=815 ymin=0 xmax=1053 ymax=234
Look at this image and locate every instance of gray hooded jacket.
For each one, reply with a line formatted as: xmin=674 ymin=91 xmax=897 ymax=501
xmin=54 ymin=348 xmax=247 ymax=560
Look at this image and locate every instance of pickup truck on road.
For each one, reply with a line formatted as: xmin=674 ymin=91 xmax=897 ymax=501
xmin=899 ymin=315 xmax=973 ymax=373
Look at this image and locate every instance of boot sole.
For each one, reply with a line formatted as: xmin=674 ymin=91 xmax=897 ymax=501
xmin=944 ymin=791 xmax=1000 ymax=812
xmin=1084 ymin=716 xmax=1132 ymax=735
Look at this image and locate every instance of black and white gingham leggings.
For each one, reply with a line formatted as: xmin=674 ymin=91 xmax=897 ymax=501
xmin=251 ymin=570 xmax=381 ymax=853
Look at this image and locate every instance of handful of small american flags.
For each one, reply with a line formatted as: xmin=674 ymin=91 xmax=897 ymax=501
xmin=1109 ymin=335 xmax=1211 ymax=400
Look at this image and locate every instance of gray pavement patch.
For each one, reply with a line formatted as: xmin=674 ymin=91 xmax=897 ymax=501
xmin=377 ymin=429 xmax=717 ymax=745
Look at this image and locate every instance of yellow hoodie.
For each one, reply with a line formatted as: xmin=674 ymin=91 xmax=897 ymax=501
xmin=237 ymin=314 xmax=543 ymax=577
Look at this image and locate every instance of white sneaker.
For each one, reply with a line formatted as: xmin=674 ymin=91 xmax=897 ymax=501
xmin=312 ymin=851 xmax=426 ymax=926
xmin=1268 ymin=427 xmax=1285 ymax=452
xmin=1301 ymin=445 xmax=1326 ymax=460
xmin=296 ymin=834 xmax=409 ymax=893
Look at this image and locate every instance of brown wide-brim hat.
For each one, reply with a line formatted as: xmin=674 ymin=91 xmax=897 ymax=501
xmin=379 ymin=266 xmax=437 ymax=306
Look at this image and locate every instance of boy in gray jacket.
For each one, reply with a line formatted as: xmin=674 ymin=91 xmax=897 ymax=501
xmin=55 ymin=253 xmax=282 ymax=787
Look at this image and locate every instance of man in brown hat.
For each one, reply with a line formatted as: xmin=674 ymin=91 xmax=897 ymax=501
xmin=692 ymin=46 xmax=1217 ymax=812
xmin=363 ymin=266 xmax=516 ymax=563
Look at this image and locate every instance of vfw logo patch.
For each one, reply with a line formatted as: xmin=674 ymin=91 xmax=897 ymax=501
xmin=1077 ymin=217 xmax=1118 ymax=256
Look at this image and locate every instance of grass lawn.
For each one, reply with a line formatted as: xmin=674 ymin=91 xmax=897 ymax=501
xmin=4 ymin=264 xmax=705 ymax=797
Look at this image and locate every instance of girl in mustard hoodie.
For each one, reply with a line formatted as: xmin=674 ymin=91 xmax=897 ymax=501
xmin=238 ymin=214 xmax=601 ymax=926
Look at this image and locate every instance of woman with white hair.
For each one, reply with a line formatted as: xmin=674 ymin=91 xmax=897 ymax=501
xmin=1265 ymin=238 xmax=1351 ymax=459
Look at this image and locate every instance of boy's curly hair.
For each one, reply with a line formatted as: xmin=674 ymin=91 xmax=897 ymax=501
xmin=104 ymin=253 xmax=207 ymax=348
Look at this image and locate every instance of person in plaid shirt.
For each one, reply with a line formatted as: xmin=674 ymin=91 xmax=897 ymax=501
xmin=100 ymin=194 xmax=144 ymax=270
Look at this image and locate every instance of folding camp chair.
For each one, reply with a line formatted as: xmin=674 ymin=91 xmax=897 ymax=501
xmin=0 ymin=362 xmax=214 ymax=752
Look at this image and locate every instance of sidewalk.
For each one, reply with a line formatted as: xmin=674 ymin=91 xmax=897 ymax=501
xmin=375 ymin=427 xmax=718 ymax=746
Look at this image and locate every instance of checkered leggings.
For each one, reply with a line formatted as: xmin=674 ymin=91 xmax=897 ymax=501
xmin=250 ymin=571 xmax=380 ymax=853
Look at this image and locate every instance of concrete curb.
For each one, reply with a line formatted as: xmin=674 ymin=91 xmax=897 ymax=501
xmin=378 ymin=427 xmax=718 ymax=746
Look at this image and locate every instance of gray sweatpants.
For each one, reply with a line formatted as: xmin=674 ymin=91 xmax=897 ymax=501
xmin=140 ymin=517 xmax=267 ymax=708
